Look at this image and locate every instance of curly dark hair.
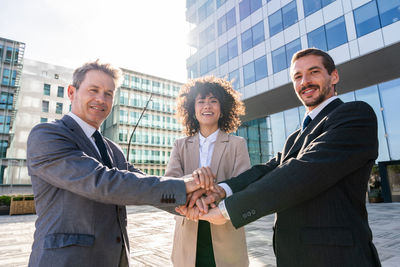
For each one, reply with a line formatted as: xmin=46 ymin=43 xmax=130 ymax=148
xmin=176 ymin=76 xmax=245 ymax=136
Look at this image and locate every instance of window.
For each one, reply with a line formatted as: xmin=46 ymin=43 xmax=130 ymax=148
xmin=239 ymin=0 xmax=262 ymax=21
xmin=303 ymin=0 xmax=336 ymax=17
xmin=243 ymin=55 xmax=268 ymax=86
xmin=377 ymin=0 xmax=400 ymax=27
xmin=217 ymin=0 xmax=227 ymax=8
xmin=56 ymin=103 xmax=63 ymax=114
xmin=199 ymin=24 xmax=215 ymax=47
xmin=57 ymin=86 xmax=64 ymax=97
xmin=241 ymin=21 xmax=265 ymax=52
xmin=218 ymin=8 xmax=236 ymax=36
xmin=269 ymin=1 xmax=298 ymax=36
xmin=243 ymin=61 xmax=255 ymax=86
xmin=325 ymin=16 xmax=347 ymax=50
xmin=307 ymin=16 xmax=347 ymax=51
xmin=199 ymin=0 xmax=214 ymax=21
xmin=42 ymin=100 xmax=49 ymax=112
xmin=43 ymin=84 xmax=51 ymax=96
xmin=5 ymin=47 xmax=12 ymax=63
xmin=307 ymin=26 xmax=327 ymax=51
xmin=272 ymin=38 xmax=301 ymax=73
xmin=0 ymin=92 xmax=13 ymax=110
xmin=219 ymin=44 xmax=229 ymax=65
xmin=228 ymin=38 xmax=238 ymax=60
xmin=254 ymin=55 xmax=268 ymax=81
xmin=219 ymin=38 xmax=238 ymax=65
xmin=187 ymin=63 xmax=198 ymax=79
xmin=229 ymin=69 xmax=240 ymax=89
xmin=120 ymin=110 xmax=128 ymax=123
xmin=123 ymin=75 xmax=130 ymax=87
xmin=0 ymin=116 xmax=11 ymax=134
xmin=200 ymin=51 xmax=216 ymax=75
xmin=354 ymin=1 xmax=380 ymax=37
xmin=1 ymin=69 xmax=16 ymax=86
xmin=0 ymin=45 xmax=3 ymax=59
xmin=40 ymin=117 xmax=48 ymax=123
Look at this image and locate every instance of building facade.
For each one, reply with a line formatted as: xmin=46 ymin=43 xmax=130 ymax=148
xmin=185 ymin=0 xmax=400 ymax=165
xmin=5 ymin=58 xmax=73 ymax=184
xmin=0 ymin=37 xmax=25 ymax=184
xmin=101 ymin=69 xmax=183 ymax=176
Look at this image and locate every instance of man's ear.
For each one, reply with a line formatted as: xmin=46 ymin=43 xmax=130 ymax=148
xmin=67 ymin=85 xmax=76 ymax=101
xmin=331 ymin=69 xmax=339 ymax=86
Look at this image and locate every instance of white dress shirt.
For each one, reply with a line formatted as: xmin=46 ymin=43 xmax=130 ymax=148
xmin=199 ymin=129 xmax=219 ymax=168
xmin=219 ymin=96 xmax=339 ymax=219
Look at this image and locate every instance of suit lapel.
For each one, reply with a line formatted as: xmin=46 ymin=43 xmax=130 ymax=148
xmin=186 ymin=134 xmax=200 ymax=174
xmin=210 ymin=131 xmax=229 ymax=182
xmin=282 ymin=98 xmax=343 ymax=162
xmin=60 ymin=115 xmax=104 ymax=164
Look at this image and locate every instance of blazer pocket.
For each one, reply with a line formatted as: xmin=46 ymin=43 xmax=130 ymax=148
xmin=301 ymin=227 xmax=354 ymax=246
xmin=44 ymin=233 xmax=95 ymax=249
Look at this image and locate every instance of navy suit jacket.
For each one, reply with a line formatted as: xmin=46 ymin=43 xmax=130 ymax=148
xmin=225 ymin=99 xmax=381 ymax=267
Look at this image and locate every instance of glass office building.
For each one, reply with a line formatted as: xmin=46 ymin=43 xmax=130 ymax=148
xmin=0 ymin=37 xmax=25 ymax=183
xmin=102 ymin=69 xmax=183 ymax=175
xmin=185 ymin=0 xmax=400 ymax=165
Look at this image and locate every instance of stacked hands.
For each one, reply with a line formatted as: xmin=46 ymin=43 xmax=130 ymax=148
xmin=182 ymin=167 xmax=228 ymax=225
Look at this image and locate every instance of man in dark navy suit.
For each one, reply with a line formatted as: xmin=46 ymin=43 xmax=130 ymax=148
xmin=187 ymin=48 xmax=382 ymax=267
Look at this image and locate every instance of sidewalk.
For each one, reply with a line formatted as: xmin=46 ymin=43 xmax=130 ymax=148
xmin=0 ymin=203 xmax=399 ymax=267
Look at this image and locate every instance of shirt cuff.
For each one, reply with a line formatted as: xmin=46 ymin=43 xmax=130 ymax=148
xmin=219 ymin=182 xmax=233 ymax=197
xmin=218 ymin=200 xmax=231 ymax=220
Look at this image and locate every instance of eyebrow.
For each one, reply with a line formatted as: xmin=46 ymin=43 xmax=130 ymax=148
xmin=292 ymin=66 xmax=322 ymax=77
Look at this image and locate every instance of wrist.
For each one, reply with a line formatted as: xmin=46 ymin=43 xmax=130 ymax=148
xmin=218 ymin=200 xmax=230 ymax=220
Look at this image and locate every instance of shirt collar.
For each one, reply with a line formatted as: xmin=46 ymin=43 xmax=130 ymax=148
xmin=66 ymin=112 xmax=97 ymax=139
xmin=199 ymin=129 xmax=219 ymax=145
xmin=305 ymin=96 xmax=338 ymax=120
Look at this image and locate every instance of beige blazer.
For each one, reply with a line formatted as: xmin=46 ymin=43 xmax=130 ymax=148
xmin=165 ymin=130 xmax=251 ymax=267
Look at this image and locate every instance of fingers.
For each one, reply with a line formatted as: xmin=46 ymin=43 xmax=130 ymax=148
xmin=188 ymin=188 xmax=206 ymax=208
xmin=175 ymin=205 xmax=187 ymax=216
xmin=192 ymin=167 xmax=215 ymax=190
xmin=187 ymin=206 xmax=202 ymax=221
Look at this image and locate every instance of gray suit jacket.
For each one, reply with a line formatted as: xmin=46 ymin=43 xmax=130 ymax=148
xmin=224 ymin=99 xmax=381 ymax=267
xmin=27 ymin=115 xmax=186 ymax=267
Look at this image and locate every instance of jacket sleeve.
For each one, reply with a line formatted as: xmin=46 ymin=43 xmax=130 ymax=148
xmin=225 ymin=153 xmax=281 ymax=193
xmin=27 ymin=123 xmax=187 ymax=206
xmin=226 ymin=101 xmax=378 ymax=228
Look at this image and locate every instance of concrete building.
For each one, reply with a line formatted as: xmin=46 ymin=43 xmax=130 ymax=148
xmin=102 ymin=69 xmax=183 ymax=175
xmin=3 ymin=56 xmax=184 ymax=184
xmin=185 ymin=0 xmax=400 ymax=166
xmin=5 ymin=58 xmax=73 ymax=184
xmin=0 ymin=37 xmax=25 ymax=184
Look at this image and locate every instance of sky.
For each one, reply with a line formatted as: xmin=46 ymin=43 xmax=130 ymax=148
xmin=0 ymin=0 xmax=190 ymax=83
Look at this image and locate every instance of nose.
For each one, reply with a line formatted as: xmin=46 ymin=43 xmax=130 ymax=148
xmin=94 ymin=93 xmax=106 ymax=103
xmin=301 ymin=74 xmax=312 ymax=87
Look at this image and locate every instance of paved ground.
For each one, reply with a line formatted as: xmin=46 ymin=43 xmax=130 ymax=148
xmin=0 ymin=203 xmax=399 ymax=267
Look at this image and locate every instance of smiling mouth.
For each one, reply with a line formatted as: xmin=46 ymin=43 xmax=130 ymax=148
xmin=301 ymin=85 xmax=319 ymax=95
xmin=90 ymin=105 xmax=105 ymax=111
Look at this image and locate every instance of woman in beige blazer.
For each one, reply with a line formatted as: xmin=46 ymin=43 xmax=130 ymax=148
xmin=165 ymin=76 xmax=251 ymax=267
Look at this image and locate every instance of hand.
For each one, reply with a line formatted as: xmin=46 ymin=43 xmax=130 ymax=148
xmin=184 ymin=167 xmax=216 ymax=193
xmin=192 ymin=167 xmax=215 ymax=191
xmin=200 ymin=207 xmax=228 ymax=225
xmin=188 ymin=185 xmax=227 ymax=214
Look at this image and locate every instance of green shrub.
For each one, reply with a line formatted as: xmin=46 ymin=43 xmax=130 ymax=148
xmin=0 ymin=195 xmax=11 ymax=206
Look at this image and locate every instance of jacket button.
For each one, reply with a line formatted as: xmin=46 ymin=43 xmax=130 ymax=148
xmin=116 ymin=236 xmax=121 ymax=243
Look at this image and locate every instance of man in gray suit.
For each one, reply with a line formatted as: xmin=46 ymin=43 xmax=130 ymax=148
xmin=185 ymin=48 xmax=382 ymax=266
xmin=27 ymin=60 xmax=213 ymax=267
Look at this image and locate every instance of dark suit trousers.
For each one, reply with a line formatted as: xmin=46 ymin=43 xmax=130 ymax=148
xmin=195 ymin=220 xmax=216 ymax=267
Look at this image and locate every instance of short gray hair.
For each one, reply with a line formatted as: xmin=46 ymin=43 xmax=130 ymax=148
xmin=72 ymin=59 xmax=122 ymax=89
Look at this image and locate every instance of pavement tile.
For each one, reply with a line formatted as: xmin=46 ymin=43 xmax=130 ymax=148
xmin=0 ymin=203 xmax=398 ymax=267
